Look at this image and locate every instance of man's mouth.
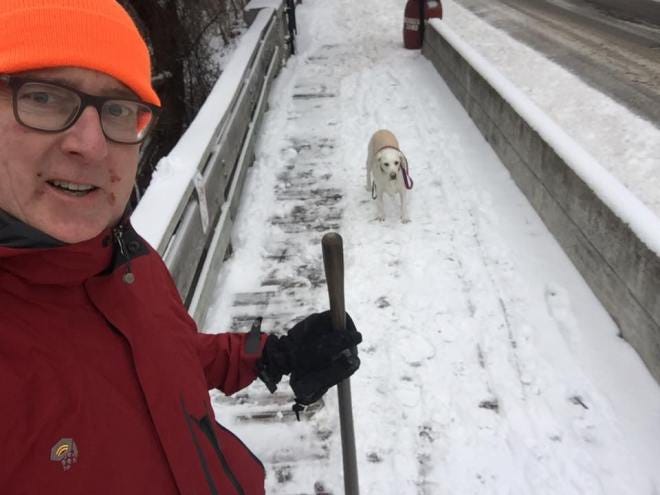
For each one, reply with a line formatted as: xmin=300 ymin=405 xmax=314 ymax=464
xmin=47 ymin=180 xmax=99 ymax=197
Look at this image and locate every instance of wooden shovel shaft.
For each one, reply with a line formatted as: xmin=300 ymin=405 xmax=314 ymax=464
xmin=322 ymin=233 xmax=345 ymax=331
xmin=321 ymin=233 xmax=360 ymax=495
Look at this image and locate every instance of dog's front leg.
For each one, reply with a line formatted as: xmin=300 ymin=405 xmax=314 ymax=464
xmin=375 ymin=193 xmax=386 ymax=222
xmin=400 ymin=189 xmax=411 ymax=223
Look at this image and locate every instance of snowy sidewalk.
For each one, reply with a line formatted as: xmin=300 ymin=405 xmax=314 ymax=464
xmin=202 ymin=0 xmax=660 ymax=493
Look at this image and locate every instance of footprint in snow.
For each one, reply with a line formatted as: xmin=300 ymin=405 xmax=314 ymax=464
xmin=544 ymin=283 xmax=580 ymax=348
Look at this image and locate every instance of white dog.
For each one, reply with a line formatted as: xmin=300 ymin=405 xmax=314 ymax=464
xmin=365 ymin=129 xmax=412 ymax=223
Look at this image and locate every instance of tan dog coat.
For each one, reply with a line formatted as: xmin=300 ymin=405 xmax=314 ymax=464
xmin=369 ymin=129 xmax=399 ymax=156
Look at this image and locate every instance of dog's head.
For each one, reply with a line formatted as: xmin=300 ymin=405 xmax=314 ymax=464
xmin=376 ymin=148 xmax=404 ymax=181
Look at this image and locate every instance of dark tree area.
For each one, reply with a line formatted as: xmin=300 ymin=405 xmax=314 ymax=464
xmin=118 ymin=0 xmax=249 ymax=205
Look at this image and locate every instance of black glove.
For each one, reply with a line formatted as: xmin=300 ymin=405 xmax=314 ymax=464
xmin=258 ymin=311 xmax=362 ymax=405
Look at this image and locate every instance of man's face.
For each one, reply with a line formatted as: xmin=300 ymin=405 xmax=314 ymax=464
xmin=0 ymin=67 xmax=140 ymax=243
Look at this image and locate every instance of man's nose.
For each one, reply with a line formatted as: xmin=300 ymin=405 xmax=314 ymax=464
xmin=60 ymin=106 xmax=109 ymax=160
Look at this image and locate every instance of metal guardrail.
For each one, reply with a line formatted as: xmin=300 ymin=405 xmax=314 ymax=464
xmin=188 ymin=41 xmax=283 ymax=323
xmin=152 ymin=3 xmax=291 ymax=324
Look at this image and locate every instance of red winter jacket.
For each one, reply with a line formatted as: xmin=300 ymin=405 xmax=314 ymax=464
xmin=0 ymin=214 xmax=267 ymax=494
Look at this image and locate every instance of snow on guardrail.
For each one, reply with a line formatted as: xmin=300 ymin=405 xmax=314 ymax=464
xmin=132 ymin=8 xmax=276 ymax=249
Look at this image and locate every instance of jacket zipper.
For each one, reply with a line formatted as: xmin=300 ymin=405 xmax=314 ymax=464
xmin=198 ymin=415 xmax=246 ymax=495
xmin=112 ymin=225 xmax=135 ymax=284
xmin=214 ymin=421 xmax=265 ymax=475
xmin=180 ymin=399 xmax=245 ymax=495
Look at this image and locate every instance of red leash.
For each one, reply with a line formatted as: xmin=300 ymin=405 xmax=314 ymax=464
xmin=398 ymin=149 xmax=413 ymax=190
xmin=401 ymin=155 xmax=414 ymax=190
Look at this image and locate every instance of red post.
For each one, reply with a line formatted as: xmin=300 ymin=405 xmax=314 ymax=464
xmin=403 ymin=0 xmax=443 ymax=49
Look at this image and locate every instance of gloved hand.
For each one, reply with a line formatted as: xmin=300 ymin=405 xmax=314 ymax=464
xmin=258 ymin=311 xmax=362 ymax=405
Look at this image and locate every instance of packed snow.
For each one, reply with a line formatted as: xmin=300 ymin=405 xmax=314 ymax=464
xmin=181 ymin=0 xmax=660 ymax=493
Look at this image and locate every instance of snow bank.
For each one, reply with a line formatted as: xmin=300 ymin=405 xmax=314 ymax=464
xmin=245 ymin=0 xmax=282 ymax=9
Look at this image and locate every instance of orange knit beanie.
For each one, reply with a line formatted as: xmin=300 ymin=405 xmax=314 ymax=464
xmin=0 ymin=0 xmax=160 ymax=106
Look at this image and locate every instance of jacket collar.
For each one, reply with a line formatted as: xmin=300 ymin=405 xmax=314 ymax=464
xmin=0 ymin=210 xmax=114 ymax=286
xmin=0 ymin=210 xmax=64 ymax=249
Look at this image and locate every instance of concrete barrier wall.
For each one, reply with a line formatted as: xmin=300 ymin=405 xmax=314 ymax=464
xmin=422 ymin=22 xmax=660 ymax=384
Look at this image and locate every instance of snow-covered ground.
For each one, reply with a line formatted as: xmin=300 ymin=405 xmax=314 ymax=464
xmin=441 ymin=0 xmax=660 ymax=220
xmin=198 ymin=0 xmax=660 ymax=493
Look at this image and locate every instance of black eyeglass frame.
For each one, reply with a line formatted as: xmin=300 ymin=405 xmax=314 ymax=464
xmin=0 ymin=74 xmax=161 ymax=145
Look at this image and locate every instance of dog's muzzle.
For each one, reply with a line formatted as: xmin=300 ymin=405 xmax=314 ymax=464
xmin=390 ymin=172 xmax=397 ymax=180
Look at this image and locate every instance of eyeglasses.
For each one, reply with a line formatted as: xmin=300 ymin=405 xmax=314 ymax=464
xmin=0 ymin=75 xmax=160 ymax=144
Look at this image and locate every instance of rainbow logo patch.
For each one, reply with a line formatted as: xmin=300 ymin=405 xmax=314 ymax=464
xmin=50 ymin=438 xmax=79 ymax=471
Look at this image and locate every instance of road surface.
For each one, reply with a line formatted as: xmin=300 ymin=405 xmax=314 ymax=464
xmin=450 ymin=0 xmax=660 ymax=125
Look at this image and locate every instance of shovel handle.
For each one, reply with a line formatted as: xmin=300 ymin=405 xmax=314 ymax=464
xmin=322 ymin=233 xmax=345 ymax=332
xmin=321 ymin=232 xmax=359 ymax=495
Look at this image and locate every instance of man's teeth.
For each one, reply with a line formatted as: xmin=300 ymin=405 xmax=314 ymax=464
xmin=50 ymin=180 xmax=96 ymax=192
